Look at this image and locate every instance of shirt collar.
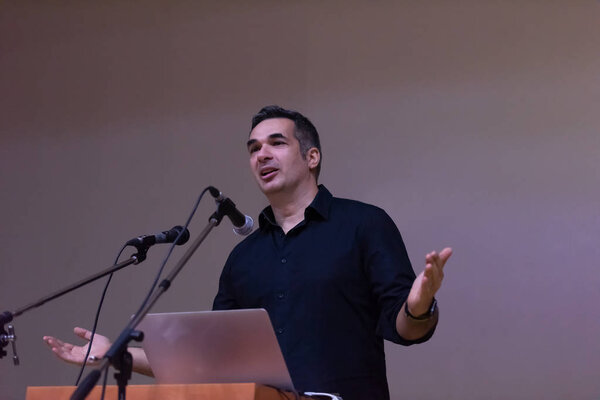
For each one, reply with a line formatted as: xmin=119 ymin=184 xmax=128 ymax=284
xmin=258 ymin=184 xmax=333 ymax=230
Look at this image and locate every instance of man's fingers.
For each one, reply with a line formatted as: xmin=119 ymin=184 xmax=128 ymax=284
xmin=43 ymin=336 xmax=64 ymax=350
xmin=423 ymin=263 xmax=442 ymax=294
xmin=439 ymin=247 xmax=453 ymax=265
xmin=427 ymin=252 xmax=441 ymax=270
xmin=74 ymin=327 xmax=92 ymax=341
xmin=425 ymin=251 xmax=441 ymax=267
xmin=44 ymin=336 xmax=77 ymax=352
xmin=425 ymin=253 xmax=444 ymax=279
xmin=429 ymin=260 xmax=443 ymax=281
xmin=44 ymin=338 xmax=72 ymax=360
xmin=426 ymin=248 xmax=453 ymax=271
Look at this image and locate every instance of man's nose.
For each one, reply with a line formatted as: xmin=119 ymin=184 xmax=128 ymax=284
xmin=256 ymin=146 xmax=272 ymax=161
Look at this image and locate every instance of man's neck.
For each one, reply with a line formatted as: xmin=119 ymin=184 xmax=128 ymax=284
xmin=267 ymin=183 xmax=319 ymax=234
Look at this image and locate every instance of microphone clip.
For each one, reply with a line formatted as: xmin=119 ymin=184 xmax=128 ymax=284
xmin=208 ymin=186 xmax=254 ymax=236
xmin=125 ymin=226 xmax=190 ymax=263
xmin=129 ymin=245 xmax=149 ymax=264
xmin=209 ymin=197 xmax=234 ymax=227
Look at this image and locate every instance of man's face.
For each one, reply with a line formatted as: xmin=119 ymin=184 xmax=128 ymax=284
xmin=247 ymin=118 xmax=312 ymax=195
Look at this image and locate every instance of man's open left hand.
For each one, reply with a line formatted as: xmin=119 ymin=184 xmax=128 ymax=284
xmin=406 ymin=247 xmax=452 ymax=316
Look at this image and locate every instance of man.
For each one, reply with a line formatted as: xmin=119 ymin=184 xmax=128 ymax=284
xmin=44 ymin=105 xmax=452 ymax=400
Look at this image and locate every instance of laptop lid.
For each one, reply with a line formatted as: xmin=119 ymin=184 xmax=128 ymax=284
xmin=137 ymin=309 xmax=295 ymax=392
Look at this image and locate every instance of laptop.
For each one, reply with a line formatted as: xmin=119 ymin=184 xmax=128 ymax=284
xmin=137 ymin=309 xmax=295 ymax=392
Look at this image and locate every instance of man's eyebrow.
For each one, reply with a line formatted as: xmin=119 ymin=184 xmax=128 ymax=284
xmin=246 ymin=133 xmax=287 ymax=148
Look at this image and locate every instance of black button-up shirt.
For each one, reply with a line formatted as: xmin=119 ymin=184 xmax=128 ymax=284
xmin=213 ymin=185 xmax=434 ymax=400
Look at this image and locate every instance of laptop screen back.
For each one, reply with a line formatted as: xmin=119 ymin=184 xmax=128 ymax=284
xmin=137 ymin=309 xmax=295 ymax=392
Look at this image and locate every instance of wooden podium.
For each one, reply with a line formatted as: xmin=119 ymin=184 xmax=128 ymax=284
xmin=26 ymin=383 xmax=311 ymax=400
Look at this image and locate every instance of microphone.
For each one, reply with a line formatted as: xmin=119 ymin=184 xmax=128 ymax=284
xmin=208 ymin=187 xmax=254 ymax=236
xmin=126 ymin=226 xmax=190 ymax=248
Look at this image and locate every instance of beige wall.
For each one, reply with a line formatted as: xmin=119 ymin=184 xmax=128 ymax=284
xmin=1 ymin=2 xmax=599 ymax=399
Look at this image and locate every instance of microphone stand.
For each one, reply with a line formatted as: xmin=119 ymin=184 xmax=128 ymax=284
xmin=0 ymin=247 xmax=150 ymax=363
xmin=71 ymin=205 xmax=228 ymax=400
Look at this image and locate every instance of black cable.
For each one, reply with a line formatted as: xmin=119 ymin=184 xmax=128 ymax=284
xmin=127 ymin=186 xmax=211 ymax=327
xmin=76 ymin=185 xmax=212 ymax=394
xmin=74 ymin=244 xmax=127 ymax=385
xmin=98 ymin=186 xmax=211 ymax=397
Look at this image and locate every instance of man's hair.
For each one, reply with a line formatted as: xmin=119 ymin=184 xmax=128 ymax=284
xmin=251 ymin=105 xmax=322 ymax=179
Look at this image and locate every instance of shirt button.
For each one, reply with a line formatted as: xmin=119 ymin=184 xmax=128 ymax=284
xmin=276 ymin=328 xmax=285 ymax=334
xmin=277 ymin=292 xmax=285 ymax=299
xmin=281 ymin=258 xmax=287 ymax=264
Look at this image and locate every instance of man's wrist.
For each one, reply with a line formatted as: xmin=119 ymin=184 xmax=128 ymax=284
xmin=404 ymin=298 xmax=437 ymax=320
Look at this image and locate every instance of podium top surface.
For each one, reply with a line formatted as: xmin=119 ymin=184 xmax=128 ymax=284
xmin=26 ymin=383 xmax=310 ymax=400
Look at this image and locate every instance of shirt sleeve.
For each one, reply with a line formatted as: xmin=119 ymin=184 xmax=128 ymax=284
xmin=360 ymin=206 xmax=437 ymax=345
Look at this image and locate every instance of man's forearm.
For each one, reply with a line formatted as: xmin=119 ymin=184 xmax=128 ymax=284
xmin=129 ymin=347 xmax=153 ymax=377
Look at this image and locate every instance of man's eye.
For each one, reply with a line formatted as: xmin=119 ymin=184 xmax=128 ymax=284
xmin=249 ymin=146 xmax=259 ymax=153
xmin=273 ymin=141 xmax=285 ymax=146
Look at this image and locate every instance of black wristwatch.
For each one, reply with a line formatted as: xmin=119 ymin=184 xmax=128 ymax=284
xmin=404 ymin=298 xmax=437 ymax=320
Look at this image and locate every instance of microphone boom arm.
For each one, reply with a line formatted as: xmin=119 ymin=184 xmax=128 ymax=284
xmin=0 ymin=247 xmax=150 ymax=360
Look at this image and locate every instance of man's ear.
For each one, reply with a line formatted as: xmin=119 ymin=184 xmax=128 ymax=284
xmin=307 ymin=147 xmax=320 ymax=170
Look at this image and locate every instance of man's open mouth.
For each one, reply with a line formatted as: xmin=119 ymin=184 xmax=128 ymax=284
xmin=260 ymin=168 xmax=278 ymax=177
